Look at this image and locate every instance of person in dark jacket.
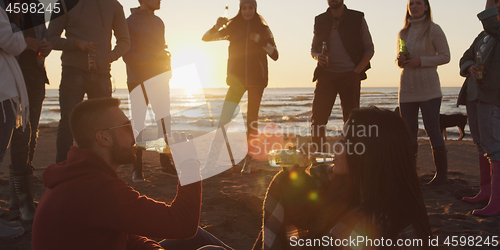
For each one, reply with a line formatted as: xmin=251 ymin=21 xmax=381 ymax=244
xmin=123 ymin=0 xmax=176 ymax=182
xmin=202 ymin=0 xmax=278 ymax=173
xmin=458 ymin=0 xmax=500 ymax=217
xmin=48 ymin=0 xmax=130 ymax=163
xmin=310 ymin=0 xmax=374 ymax=153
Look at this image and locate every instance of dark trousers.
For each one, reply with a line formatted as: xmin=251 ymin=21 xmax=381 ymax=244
xmin=56 ymin=66 xmax=112 ymax=163
xmin=399 ymin=97 xmax=445 ymax=149
xmin=0 ymin=100 xmax=16 ymax=165
xmin=10 ymin=75 xmax=46 ymax=175
xmin=311 ymin=71 xmax=360 ymax=151
xmin=219 ymin=86 xmax=265 ymax=138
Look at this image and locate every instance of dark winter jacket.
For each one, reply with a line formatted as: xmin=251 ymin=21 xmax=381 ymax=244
xmin=123 ymin=8 xmax=170 ymax=91
xmin=203 ymin=16 xmax=278 ymax=88
xmin=458 ymin=7 xmax=500 ymax=107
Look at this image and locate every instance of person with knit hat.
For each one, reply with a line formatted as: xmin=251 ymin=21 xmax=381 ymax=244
xmin=202 ymin=0 xmax=278 ymax=174
xmin=458 ymin=0 xmax=500 ymax=217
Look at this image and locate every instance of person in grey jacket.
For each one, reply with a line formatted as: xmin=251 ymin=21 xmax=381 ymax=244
xmin=48 ymin=0 xmax=130 ymax=163
xmin=123 ymin=0 xmax=175 ymax=182
xmin=458 ymin=0 xmax=500 ymax=217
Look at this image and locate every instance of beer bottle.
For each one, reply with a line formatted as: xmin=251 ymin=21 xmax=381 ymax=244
xmin=399 ymin=38 xmax=410 ymax=59
xmin=321 ymin=41 xmax=329 ymax=66
xmin=476 ymin=51 xmax=485 ymax=84
xmin=222 ymin=5 xmax=229 ymax=28
xmin=36 ymin=52 xmax=45 ymax=68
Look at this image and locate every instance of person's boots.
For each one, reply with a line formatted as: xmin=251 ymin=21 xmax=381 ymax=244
xmin=0 ymin=219 xmax=24 ymax=239
xmin=132 ymin=149 xmax=145 ymax=182
xmin=9 ymin=169 xmax=19 ymax=210
xmin=463 ymin=155 xmax=491 ymax=203
xmin=12 ymin=173 xmax=36 ymax=221
xmin=426 ymin=146 xmax=449 ymax=185
xmin=473 ymin=161 xmax=500 ymax=217
xmin=160 ymin=153 xmax=177 ymax=177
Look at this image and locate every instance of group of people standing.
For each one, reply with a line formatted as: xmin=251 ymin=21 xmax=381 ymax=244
xmin=0 ymin=0 xmax=499 ymax=248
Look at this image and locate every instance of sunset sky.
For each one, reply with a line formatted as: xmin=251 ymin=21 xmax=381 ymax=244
xmin=41 ymin=0 xmax=489 ymax=90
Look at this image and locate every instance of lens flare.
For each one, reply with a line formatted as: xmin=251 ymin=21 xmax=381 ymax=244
xmin=289 ymin=171 xmax=299 ymax=180
xmin=309 ymin=191 xmax=318 ymax=201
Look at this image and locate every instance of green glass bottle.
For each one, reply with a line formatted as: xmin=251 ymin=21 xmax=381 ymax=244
xmin=400 ymin=38 xmax=410 ymax=59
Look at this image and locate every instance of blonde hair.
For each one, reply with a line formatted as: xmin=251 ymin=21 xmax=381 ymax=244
xmin=398 ymin=0 xmax=433 ymax=49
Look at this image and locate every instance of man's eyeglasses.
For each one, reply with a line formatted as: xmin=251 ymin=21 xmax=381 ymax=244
xmin=102 ymin=122 xmax=133 ymax=131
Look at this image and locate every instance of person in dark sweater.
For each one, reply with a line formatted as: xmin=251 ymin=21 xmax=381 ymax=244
xmin=202 ymin=0 xmax=278 ymax=173
xmin=32 ymin=97 xmax=231 ymax=249
xmin=48 ymin=0 xmax=130 ymax=163
xmin=310 ymin=0 xmax=374 ymax=153
xmin=123 ymin=0 xmax=176 ymax=182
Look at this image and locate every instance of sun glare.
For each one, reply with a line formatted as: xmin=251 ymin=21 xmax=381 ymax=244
xmin=169 ymin=63 xmax=203 ymax=96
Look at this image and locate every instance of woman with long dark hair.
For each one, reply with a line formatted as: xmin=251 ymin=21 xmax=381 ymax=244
xmin=202 ymin=0 xmax=278 ymax=173
xmin=253 ymin=107 xmax=432 ymax=249
xmin=396 ymin=0 xmax=450 ymax=185
xmin=332 ymin=107 xmax=432 ymax=244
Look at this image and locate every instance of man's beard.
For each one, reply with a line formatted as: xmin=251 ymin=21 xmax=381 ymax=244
xmin=110 ymin=135 xmax=137 ymax=165
xmin=329 ymin=0 xmax=343 ymax=10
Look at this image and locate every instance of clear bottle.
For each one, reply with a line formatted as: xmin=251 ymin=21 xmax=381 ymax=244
xmin=268 ymin=149 xmax=309 ymax=168
xmin=476 ymin=51 xmax=485 ymax=84
xmin=222 ymin=5 xmax=229 ymax=28
xmin=321 ymin=41 xmax=329 ymax=66
xmin=399 ymin=38 xmax=410 ymax=59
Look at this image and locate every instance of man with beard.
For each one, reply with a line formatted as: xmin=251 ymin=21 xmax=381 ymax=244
xmin=310 ymin=0 xmax=374 ymax=152
xmin=32 ymin=98 xmax=231 ymax=249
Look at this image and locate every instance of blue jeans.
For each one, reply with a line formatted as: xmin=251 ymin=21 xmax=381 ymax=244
xmin=10 ymin=75 xmax=46 ymax=175
xmin=466 ymin=101 xmax=486 ymax=156
xmin=159 ymin=227 xmax=232 ymax=250
xmin=0 ymin=100 xmax=16 ymax=165
xmin=400 ymin=97 xmax=445 ymax=149
xmin=56 ymin=66 xmax=112 ymax=163
xmin=477 ymin=102 xmax=500 ymax=162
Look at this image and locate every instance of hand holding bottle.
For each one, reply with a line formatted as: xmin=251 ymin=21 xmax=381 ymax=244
xmin=318 ymin=41 xmax=329 ymax=67
xmin=215 ymin=17 xmax=228 ymax=29
xmin=397 ymin=52 xmax=407 ymax=67
xmin=25 ymin=37 xmax=39 ymax=52
xmin=467 ymin=65 xmax=480 ymax=80
xmin=318 ymin=54 xmax=328 ymax=67
xmin=38 ymin=38 xmax=52 ymax=57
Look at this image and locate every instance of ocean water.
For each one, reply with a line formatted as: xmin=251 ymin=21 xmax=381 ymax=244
xmin=41 ymin=87 xmax=467 ymax=139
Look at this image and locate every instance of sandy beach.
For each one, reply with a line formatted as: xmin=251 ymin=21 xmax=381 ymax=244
xmin=0 ymin=127 xmax=499 ymax=250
